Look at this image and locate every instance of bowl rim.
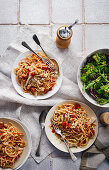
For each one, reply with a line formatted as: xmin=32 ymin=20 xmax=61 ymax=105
xmin=0 ymin=117 xmax=32 ymax=170
xmin=77 ymin=48 xmax=109 ymax=107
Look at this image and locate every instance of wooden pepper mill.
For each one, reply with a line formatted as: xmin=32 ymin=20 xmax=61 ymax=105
xmin=100 ymin=112 xmax=109 ymax=125
xmin=56 ymin=25 xmax=73 ymax=49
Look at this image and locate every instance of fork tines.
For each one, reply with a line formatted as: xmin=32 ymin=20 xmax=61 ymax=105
xmin=52 ymin=121 xmax=60 ymax=132
xmin=45 ymin=60 xmax=55 ymax=72
xmin=52 ymin=122 xmax=57 ymax=130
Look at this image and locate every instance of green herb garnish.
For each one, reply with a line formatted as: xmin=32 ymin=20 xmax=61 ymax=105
xmin=80 ymin=53 xmax=109 ymax=105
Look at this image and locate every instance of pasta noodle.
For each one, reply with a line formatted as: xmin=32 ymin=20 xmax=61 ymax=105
xmin=50 ymin=103 xmax=96 ymax=148
xmin=14 ymin=52 xmax=59 ymax=96
xmin=0 ymin=121 xmax=25 ymax=169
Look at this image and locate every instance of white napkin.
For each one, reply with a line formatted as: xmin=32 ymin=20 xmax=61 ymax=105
xmin=0 ymin=25 xmax=85 ymax=106
xmin=0 ymin=25 xmax=97 ymax=163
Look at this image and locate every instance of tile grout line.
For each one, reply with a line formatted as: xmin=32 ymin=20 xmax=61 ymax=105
xmin=82 ymin=0 xmax=85 ymax=24
xmin=83 ymin=22 xmax=109 ymax=24
xmin=46 ymin=22 xmax=109 ymax=25
xmin=0 ymin=23 xmax=109 ymax=26
xmin=50 ymin=154 xmax=53 ymax=170
xmin=17 ymin=0 xmax=20 ymax=34
xmin=82 ymin=0 xmax=85 ymax=56
xmin=17 ymin=0 xmax=20 ymax=25
xmin=82 ymin=24 xmax=86 ymax=56
xmin=49 ymin=0 xmax=52 ymax=36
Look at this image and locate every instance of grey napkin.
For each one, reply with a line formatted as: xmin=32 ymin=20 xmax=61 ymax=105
xmin=80 ymin=108 xmax=109 ymax=170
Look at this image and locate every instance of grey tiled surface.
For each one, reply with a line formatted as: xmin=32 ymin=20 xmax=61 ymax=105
xmin=0 ymin=0 xmax=109 ymax=170
xmin=85 ymin=24 xmax=109 ymax=54
xmin=52 ymin=156 xmax=81 ymax=170
xmin=84 ymin=0 xmax=109 ymax=23
xmin=0 ymin=0 xmax=109 ymax=56
xmin=52 ymin=0 xmax=82 ymax=23
xmin=20 ymin=0 xmax=50 ymax=24
xmin=97 ymin=159 xmax=109 ymax=170
xmin=0 ymin=0 xmax=18 ymax=24
xmin=19 ymin=156 xmax=51 ymax=170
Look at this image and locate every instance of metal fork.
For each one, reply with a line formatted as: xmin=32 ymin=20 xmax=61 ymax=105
xmin=33 ymin=34 xmax=58 ymax=72
xmin=22 ymin=41 xmax=55 ymax=72
xmin=52 ymin=122 xmax=77 ymax=161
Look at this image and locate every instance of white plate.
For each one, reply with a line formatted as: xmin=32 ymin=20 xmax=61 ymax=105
xmin=0 ymin=117 xmax=32 ymax=170
xmin=77 ymin=48 xmax=109 ymax=107
xmin=11 ymin=50 xmax=63 ymax=100
xmin=45 ymin=100 xmax=98 ymax=153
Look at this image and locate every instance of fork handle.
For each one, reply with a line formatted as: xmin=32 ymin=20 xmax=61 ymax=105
xmin=33 ymin=34 xmax=50 ymax=58
xmin=22 ymin=41 xmax=42 ymax=60
xmin=33 ymin=34 xmax=40 ymax=46
xmin=33 ymin=34 xmax=58 ymax=72
xmin=61 ymin=135 xmax=77 ymax=161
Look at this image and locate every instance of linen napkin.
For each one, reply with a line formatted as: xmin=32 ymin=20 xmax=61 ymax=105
xmin=80 ymin=108 xmax=109 ymax=170
xmin=18 ymin=105 xmax=55 ymax=163
xmin=0 ymin=25 xmax=86 ymax=106
xmin=0 ymin=25 xmax=101 ymax=164
xmin=0 ymin=25 xmax=89 ymax=163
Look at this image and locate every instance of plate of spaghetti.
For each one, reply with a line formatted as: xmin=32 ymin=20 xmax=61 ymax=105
xmin=11 ymin=50 xmax=62 ymax=99
xmin=45 ymin=100 xmax=98 ymax=153
xmin=0 ymin=117 xmax=31 ymax=169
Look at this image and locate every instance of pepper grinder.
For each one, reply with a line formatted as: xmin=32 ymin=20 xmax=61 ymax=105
xmin=56 ymin=19 xmax=79 ymax=49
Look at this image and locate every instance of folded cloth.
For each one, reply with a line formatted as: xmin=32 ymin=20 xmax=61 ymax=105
xmin=80 ymin=108 xmax=109 ymax=170
xmin=18 ymin=105 xmax=55 ymax=163
xmin=0 ymin=25 xmax=86 ymax=106
xmin=0 ymin=25 xmax=98 ymax=163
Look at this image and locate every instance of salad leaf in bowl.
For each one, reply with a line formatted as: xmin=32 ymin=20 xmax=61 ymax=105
xmin=77 ymin=49 xmax=109 ymax=107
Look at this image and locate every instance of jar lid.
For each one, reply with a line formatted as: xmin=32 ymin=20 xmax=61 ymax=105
xmin=57 ymin=25 xmax=73 ymax=40
xmin=59 ymin=26 xmax=71 ymax=38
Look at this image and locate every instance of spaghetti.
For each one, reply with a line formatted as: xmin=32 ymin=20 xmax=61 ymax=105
xmin=14 ymin=52 xmax=59 ymax=96
xmin=50 ymin=103 xmax=96 ymax=148
xmin=0 ymin=121 xmax=25 ymax=169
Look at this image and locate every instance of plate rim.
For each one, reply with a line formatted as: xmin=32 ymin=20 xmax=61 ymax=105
xmin=11 ymin=50 xmax=63 ymax=100
xmin=0 ymin=117 xmax=32 ymax=170
xmin=45 ymin=100 xmax=98 ymax=153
